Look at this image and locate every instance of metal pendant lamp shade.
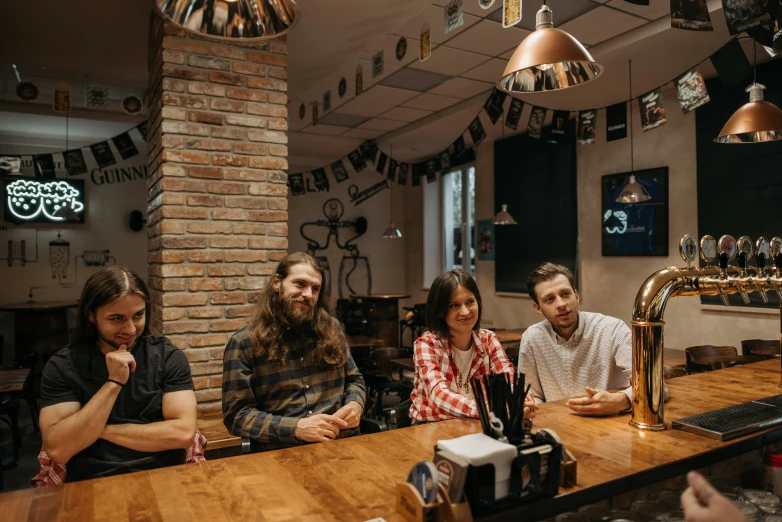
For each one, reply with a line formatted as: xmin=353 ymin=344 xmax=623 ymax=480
xmin=616 ymin=175 xmax=651 ymax=204
xmin=714 ymin=83 xmax=782 ymax=143
xmin=492 ymin=204 xmax=517 ymax=225
xmin=154 ymin=0 xmax=299 ymax=41
xmin=498 ymin=5 xmax=602 ymax=93
xmin=382 ymin=223 xmax=403 ymax=239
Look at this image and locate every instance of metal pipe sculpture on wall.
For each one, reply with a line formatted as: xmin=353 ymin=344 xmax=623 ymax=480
xmin=299 ymin=198 xmax=371 ymax=298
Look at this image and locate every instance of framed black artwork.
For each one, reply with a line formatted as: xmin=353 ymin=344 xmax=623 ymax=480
xmin=602 ymin=167 xmax=668 ymax=256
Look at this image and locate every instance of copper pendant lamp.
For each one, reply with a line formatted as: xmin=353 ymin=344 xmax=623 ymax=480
xmin=154 ymin=0 xmax=299 ymax=41
xmin=498 ymin=2 xmax=602 ymax=93
xmin=382 ymin=145 xmax=403 ymax=239
xmin=715 ymin=38 xmax=782 ymax=143
xmin=616 ymin=60 xmax=650 ymax=204
xmin=492 ymin=204 xmax=517 ymax=225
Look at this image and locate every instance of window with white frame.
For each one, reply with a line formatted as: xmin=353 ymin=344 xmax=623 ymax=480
xmin=423 ymin=164 xmax=475 ymax=288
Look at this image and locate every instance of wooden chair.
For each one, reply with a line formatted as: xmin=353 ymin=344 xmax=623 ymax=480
xmin=741 ymin=339 xmax=781 ymax=358
xmin=663 ymin=366 xmax=686 ymax=379
xmin=685 ymin=345 xmax=738 ymax=373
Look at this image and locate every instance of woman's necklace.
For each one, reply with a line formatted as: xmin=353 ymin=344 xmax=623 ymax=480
xmin=457 ymin=370 xmax=471 ymax=394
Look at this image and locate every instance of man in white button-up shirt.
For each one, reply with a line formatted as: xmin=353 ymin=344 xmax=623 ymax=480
xmin=518 ymin=262 xmax=633 ymax=416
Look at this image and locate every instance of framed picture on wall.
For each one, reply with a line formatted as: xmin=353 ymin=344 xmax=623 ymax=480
xmin=476 ymin=219 xmax=495 ymax=261
xmin=601 ymin=167 xmax=668 ymax=256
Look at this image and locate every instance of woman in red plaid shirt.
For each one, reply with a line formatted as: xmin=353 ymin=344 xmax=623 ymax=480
xmin=409 ymin=269 xmax=535 ymax=423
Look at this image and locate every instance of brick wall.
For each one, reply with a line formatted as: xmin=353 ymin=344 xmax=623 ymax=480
xmin=147 ymin=19 xmax=289 ymax=412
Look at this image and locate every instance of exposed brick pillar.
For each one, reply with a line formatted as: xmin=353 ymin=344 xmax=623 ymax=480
xmin=147 ymin=18 xmax=289 ymax=411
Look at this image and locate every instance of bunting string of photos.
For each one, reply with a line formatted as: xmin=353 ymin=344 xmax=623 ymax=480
xmin=290 ymin=33 xmax=758 ymax=198
xmin=0 ymin=121 xmax=148 ymax=179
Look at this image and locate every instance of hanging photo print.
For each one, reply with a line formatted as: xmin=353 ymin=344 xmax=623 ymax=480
xmin=356 ymin=65 xmax=364 ymax=96
xmin=347 ymin=149 xmax=367 ymax=172
xmin=638 ymin=89 xmax=667 ymax=131
xmin=710 ymin=38 xmax=753 ymax=87
xmin=372 ymin=51 xmax=384 ymax=78
xmin=338 ymin=78 xmax=347 ymax=98
xmin=396 ymin=37 xmax=408 ymax=61
xmin=527 ymin=107 xmax=547 ymax=139
xmin=121 ymin=94 xmax=144 ymax=115
xmin=746 ymin=1 xmax=780 ymax=47
xmin=444 ymin=0 xmax=465 ymax=34
xmin=299 ymin=103 xmax=306 ymax=119
xmin=439 ymin=150 xmax=452 ymax=173
xmin=412 ymin=164 xmax=423 ymax=186
xmin=548 ymin=111 xmax=569 ymax=144
xmin=483 ymin=88 xmax=507 ymax=125
xmin=577 ymin=110 xmax=597 ymax=145
xmin=722 ymin=0 xmax=773 ymax=34
xmin=376 ymin=151 xmax=388 ymax=175
xmin=136 ymin=121 xmax=148 ymax=141
xmin=426 ymin=159 xmax=438 ymax=183
xmin=360 ymin=141 xmax=377 ymax=164
xmin=53 ymin=82 xmax=71 ymax=113
xmin=63 ymin=149 xmax=88 ymax=176
xmin=312 ymin=168 xmax=330 ymax=192
xmin=331 ymin=159 xmax=350 ymax=183
xmin=606 ymin=102 xmax=628 ymax=141
xmin=420 ymin=23 xmax=432 ymax=61
xmin=398 ymin=163 xmax=409 ymax=185
xmin=111 ymin=132 xmax=139 ymax=160
xmin=670 ymin=0 xmax=714 ymax=30
xmin=479 ymin=0 xmax=496 ymax=8
xmin=503 ymin=0 xmax=522 ymax=28
xmin=450 ymin=135 xmax=466 ymax=159
xmin=387 ymin=158 xmax=398 ymax=181
xmin=505 ymin=98 xmax=524 ymax=130
xmin=468 ymin=117 xmax=487 ymax=146
xmin=624 ymin=0 xmax=650 ymax=4
xmin=90 ymin=142 xmax=117 ymax=169
xmin=289 ymin=173 xmax=306 ymax=195
xmin=33 ymin=154 xmax=56 ymax=178
xmin=312 ymin=102 xmax=319 ymax=126
xmin=675 ymin=68 xmax=710 ymax=113
xmin=323 ymin=90 xmax=331 ymax=112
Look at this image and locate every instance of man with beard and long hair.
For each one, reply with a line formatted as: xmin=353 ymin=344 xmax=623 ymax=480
xmin=38 ymin=267 xmax=197 ymax=481
xmin=222 ymin=252 xmax=366 ymax=451
xmin=518 ymin=262 xmax=667 ymax=416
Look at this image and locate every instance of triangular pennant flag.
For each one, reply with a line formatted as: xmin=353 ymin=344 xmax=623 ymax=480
xmin=505 ymin=98 xmax=524 ymax=130
xmin=439 ymin=149 xmax=452 ymax=173
xmin=387 ymin=158 xmax=398 ymax=181
xmin=376 ymin=151 xmax=388 ymax=175
xmin=412 ymin=163 xmax=423 ymax=186
xmin=311 ymin=168 xmax=330 ymax=191
xmin=33 ymin=154 xmax=56 ymax=178
xmin=450 ymin=135 xmax=466 ymax=159
xmin=425 ymin=159 xmax=438 ymax=183
xmin=347 ymin=149 xmax=367 ymax=172
xmin=398 ymin=163 xmax=409 ymax=185
xmin=360 ymin=141 xmax=377 ymax=164
xmin=90 ymin=142 xmax=117 ymax=169
xmin=331 ymin=159 xmax=350 ymax=182
xmin=468 ymin=117 xmax=487 ymax=146
xmin=606 ymin=102 xmax=628 ymax=142
xmin=483 ymin=88 xmax=507 ymax=125
xmin=136 ymin=121 xmax=148 ymax=141
xmin=63 ymin=149 xmax=88 ymax=176
xmin=111 ymin=132 xmax=139 ymax=160
xmin=288 ymin=173 xmax=306 ymax=195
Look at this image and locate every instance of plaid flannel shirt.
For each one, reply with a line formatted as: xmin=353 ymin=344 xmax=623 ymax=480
xmin=409 ymin=329 xmax=515 ymax=423
xmin=222 ymin=326 xmax=366 ymax=451
xmin=31 ymin=429 xmax=207 ymax=487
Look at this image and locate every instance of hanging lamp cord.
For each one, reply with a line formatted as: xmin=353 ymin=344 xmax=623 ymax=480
xmin=629 ymin=60 xmax=634 ymax=173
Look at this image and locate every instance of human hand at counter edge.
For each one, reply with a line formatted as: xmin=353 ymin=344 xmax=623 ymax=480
xmin=294 ymin=414 xmax=349 ymax=443
xmin=334 ymin=401 xmax=363 ymax=429
xmin=680 ymin=471 xmax=746 ymax=522
xmin=565 ymin=387 xmax=630 ymax=416
xmin=523 ymin=400 xmax=539 ymax=420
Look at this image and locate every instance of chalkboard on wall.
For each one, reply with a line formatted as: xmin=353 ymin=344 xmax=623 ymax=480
xmin=494 ymin=121 xmax=578 ymax=295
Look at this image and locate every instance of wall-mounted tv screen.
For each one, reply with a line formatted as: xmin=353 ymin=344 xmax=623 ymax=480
xmin=3 ymin=177 xmax=86 ymax=224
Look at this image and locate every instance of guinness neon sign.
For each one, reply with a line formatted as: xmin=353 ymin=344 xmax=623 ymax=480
xmin=4 ymin=178 xmax=85 ymax=224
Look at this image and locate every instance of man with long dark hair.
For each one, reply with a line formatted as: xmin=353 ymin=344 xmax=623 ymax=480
xmin=222 ymin=252 xmax=366 ymax=451
xmin=38 ymin=267 xmax=197 ymax=481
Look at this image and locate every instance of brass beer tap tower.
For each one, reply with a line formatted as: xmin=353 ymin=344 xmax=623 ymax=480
xmin=630 ymin=234 xmax=782 ymax=431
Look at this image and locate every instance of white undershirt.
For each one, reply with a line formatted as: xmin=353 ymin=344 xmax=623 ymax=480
xmin=451 ymin=343 xmax=475 ymax=399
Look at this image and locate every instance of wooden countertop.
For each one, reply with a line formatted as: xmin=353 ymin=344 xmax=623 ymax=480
xmin=349 ymin=294 xmax=411 ymax=300
xmin=0 ymin=369 xmax=29 ymax=393
xmin=3 ymin=360 xmax=781 ymax=521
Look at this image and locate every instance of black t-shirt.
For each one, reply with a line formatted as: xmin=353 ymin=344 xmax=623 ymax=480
xmin=40 ymin=336 xmax=195 ymax=482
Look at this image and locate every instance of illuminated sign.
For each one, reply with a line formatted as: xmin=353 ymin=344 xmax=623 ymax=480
xmin=3 ymin=178 xmax=85 ymax=224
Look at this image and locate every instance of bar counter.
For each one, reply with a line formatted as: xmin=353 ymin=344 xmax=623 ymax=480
xmin=2 ymin=359 xmax=781 ymax=521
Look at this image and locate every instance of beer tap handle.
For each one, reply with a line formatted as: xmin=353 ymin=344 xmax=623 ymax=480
xmin=717 ymin=252 xmax=730 ymax=306
xmin=735 ymin=251 xmax=751 ymax=304
xmin=755 ymin=237 xmax=769 ymax=304
xmin=717 ymin=235 xmax=737 ymax=307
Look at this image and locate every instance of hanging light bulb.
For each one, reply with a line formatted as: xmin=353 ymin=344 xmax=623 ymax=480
xmin=383 ymin=144 xmax=403 ymax=239
xmin=616 ymin=175 xmax=651 ymax=203
xmin=498 ymin=3 xmax=602 ymax=93
xmin=492 ymin=204 xmax=517 ymax=225
xmin=154 ymin=0 xmax=299 ymax=41
xmin=715 ymin=38 xmax=782 ymax=143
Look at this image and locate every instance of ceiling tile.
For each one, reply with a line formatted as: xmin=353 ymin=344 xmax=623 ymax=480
xmin=300 ymin=124 xmax=353 ymax=136
xmin=487 ymin=0 xmax=597 ymax=31
xmin=358 ymin=118 xmax=408 ymax=131
xmin=605 ymin=0 xmax=670 ymax=20
xmin=395 ymin=5 xmax=481 ymax=44
xmin=379 ymin=67 xmax=453 ymax=92
xmin=460 ymin=58 xmax=507 ymax=82
xmin=558 ymin=6 xmax=648 ymax=46
xmin=409 ymin=46 xmax=490 ymax=76
xmin=401 ymin=93 xmax=462 ymax=111
xmin=499 ymin=47 xmax=516 ymax=60
xmin=336 ymin=85 xmax=420 ymax=117
xmin=358 ymin=34 xmax=422 ymax=67
xmin=379 ymin=106 xmax=433 ymax=122
xmin=427 ymin=77 xmax=493 ymax=98
xmin=356 ymin=60 xmax=403 ymax=88
xmin=318 ymin=112 xmax=371 ymax=127
xmin=443 ymin=19 xmax=529 ymax=57
xmin=341 ymin=128 xmax=387 ymax=139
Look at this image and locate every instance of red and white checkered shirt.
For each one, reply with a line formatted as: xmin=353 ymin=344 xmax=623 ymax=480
xmin=409 ymin=329 xmax=515 ymax=423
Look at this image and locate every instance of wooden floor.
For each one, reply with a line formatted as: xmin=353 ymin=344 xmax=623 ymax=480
xmin=1 ymin=359 xmax=780 ymax=521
